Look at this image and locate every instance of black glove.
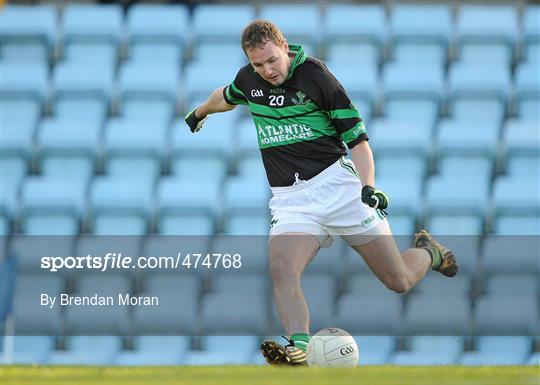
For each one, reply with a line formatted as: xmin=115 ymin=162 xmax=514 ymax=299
xmin=185 ymin=108 xmax=208 ymax=133
xmin=361 ymin=185 xmax=389 ymax=214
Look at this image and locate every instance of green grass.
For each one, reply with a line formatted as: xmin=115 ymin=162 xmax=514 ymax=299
xmin=1 ymin=366 xmax=538 ymax=385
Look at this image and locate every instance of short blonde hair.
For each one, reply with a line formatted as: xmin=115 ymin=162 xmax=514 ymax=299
xmin=241 ymin=19 xmax=286 ymax=52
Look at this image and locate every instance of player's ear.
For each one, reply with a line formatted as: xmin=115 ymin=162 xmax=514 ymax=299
xmin=283 ymin=41 xmax=289 ymax=53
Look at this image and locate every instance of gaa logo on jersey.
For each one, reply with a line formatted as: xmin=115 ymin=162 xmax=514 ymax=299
xmin=251 ymin=89 xmax=264 ymax=97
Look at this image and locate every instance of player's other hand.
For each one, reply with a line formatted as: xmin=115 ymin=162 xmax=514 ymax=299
xmin=361 ymin=185 xmax=389 ymax=211
xmin=185 ymin=108 xmax=208 ymax=133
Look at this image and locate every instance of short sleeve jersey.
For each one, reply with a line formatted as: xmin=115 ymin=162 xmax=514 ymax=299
xmin=223 ymin=45 xmax=368 ymax=187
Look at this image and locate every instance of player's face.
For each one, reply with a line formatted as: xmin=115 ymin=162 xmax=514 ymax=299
xmin=246 ymin=40 xmax=290 ymax=86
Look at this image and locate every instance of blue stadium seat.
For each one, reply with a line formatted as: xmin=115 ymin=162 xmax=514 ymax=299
xmin=192 ymin=5 xmax=255 ymax=43
xmin=63 ymin=42 xmax=117 ymax=69
xmin=1 ymin=62 xmax=49 ymax=103
xmin=171 ymin=113 xmax=236 ymax=159
xmin=20 ymin=177 xmax=85 ymax=235
xmin=515 ymin=62 xmax=539 ymax=115
xmin=376 ymin=155 xmax=427 ymax=186
xmin=133 ymin=275 xmax=200 ymax=335
xmin=383 ymin=62 xmax=444 ymax=102
xmin=89 ymin=177 xmax=154 ymax=235
xmin=326 ymin=43 xmax=379 ymax=69
xmin=503 ymin=119 xmax=540 ymax=159
xmin=118 ymin=61 xmax=179 ymax=105
xmin=452 ymin=98 xmax=505 ymax=127
xmin=369 ymin=119 xmax=431 ymax=158
xmin=404 ymin=294 xmax=471 ymax=335
xmin=104 ymin=117 xmax=167 ymax=161
xmin=226 ymin=213 xmax=269 ymax=235
xmin=9 ymin=235 xmax=75 ymax=273
xmin=492 ymin=176 xmax=539 ymax=218
xmin=127 ymin=4 xmax=189 ymax=46
xmin=184 ymin=336 xmax=257 ymax=365
xmin=390 ymin=5 xmax=451 ymax=46
xmin=448 ymin=63 xmax=510 ymax=102
xmin=49 ymin=336 xmax=123 ymax=365
xmin=486 ymin=274 xmax=538 ymax=295
xmin=2 ymin=336 xmax=55 ymax=365
xmin=260 ymin=5 xmax=321 ymax=47
xmin=494 ymin=215 xmax=540 ymax=235
xmin=392 ymin=43 xmax=446 ymax=70
xmin=460 ymin=336 xmax=532 ymax=365
xmin=391 ymin=336 xmax=464 ymax=365
xmin=115 ymin=336 xmax=190 ymax=366
xmin=157 ymin=176 xmax=220 ymax=220
xmin=41 ymin=156 xmax=94 ymax=190
xmin=2 ymin=156 xmax=27 ymax=194
xmin=184 ymin=61 xmax=238 ymax=103
xmin=321 ymin=61 xmax=378 ymax=103
xmin=482 ymin=236 xmax=540 ymax=274
xmin=376 ymin=174 xmax=422 ymax=217
xmin=236 ymin=153 xmax=267 ymax=180
xmin=324 ymin=5 xmax=386 ymax=45
xmin=1 ymin=43 xmax=48 ymax=66
xmin=385 ymin=99 xmax=439 ymax=130
xmin=459 ymin=43 xmax=512 ymax=68
xmin=475 ymin=295 xmax=537 ymax=335
xmin=436 ymin=118 xmax=498 ymax=158
xmin=354 ymin=336 xmax=396 ymax=365
xmin=456 ymin=5 xmax=518 ymax=47
xmin=106 ymin=157 xmax=161 ymax=185
xmin=0 ymin=5 xmax=57 ymax=53
xmin=523 ymin=6 xmax=540 ymax=61
xmin=122 ymin=99 xmax=174 ymax=125
xmin=438 ymin=155 xmax=493 ymax=179
xmin=386 ymin=214 xmax=416 ymax=238
xmin=128 ymin=42 xmax=184 ymax=69
xmin=170 ymin=156 xmax=227 ymax=183
xmin=1 ymin=100 xmax=40 ymax=159
xmin=38 ymin=117 xmax=101 ymax=164
xmin=55 ymin=97 xmax=107 ymax=127
xmin=195 ymin=43 xmax=246 ymax=69
xmin=53 ymin=60 xmax=114 ymax=103
xmin=223 ymin=176 xmax=270 ymax=214
xmin=62 ymin=5 xmax=123 ymax=45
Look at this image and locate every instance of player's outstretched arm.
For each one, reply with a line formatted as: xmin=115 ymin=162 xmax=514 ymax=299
xmin=185 ymin=86 xmax=236 ymax=132
xmin=350 ymin=141 xmax=389 ymax=211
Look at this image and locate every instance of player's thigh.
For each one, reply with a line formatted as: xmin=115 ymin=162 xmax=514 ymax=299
xmin=268 ymin=232 xmax=320 ymax=276
xmin=350 ymin=232 xmax=409 ymax=286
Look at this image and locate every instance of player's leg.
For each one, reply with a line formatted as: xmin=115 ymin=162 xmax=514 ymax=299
xmin=268 ymin=232 xmax=319 ymax=335
xmin=261 ymin=232 xmax=320 ymax=366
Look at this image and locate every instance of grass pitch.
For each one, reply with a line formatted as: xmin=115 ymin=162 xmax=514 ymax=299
xmin=1 ymin=366 xmax=538 ymax=385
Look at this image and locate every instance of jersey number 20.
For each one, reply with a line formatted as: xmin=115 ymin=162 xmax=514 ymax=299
xmin=269 ymin=95 xmax=284 ymax=107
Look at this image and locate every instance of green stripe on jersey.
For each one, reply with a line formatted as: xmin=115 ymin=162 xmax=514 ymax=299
xmin=328 ymin=108 xmax=361 ymax=120
xmin=249 ymin=100 xmax=319 ymax=118
xmin=230 ymin=82 xmax=246 ymax=97
xmin=225 ymin=86 xmax=248 ymax=106
xmin=341 ymin=121 xmax=366 ymax=144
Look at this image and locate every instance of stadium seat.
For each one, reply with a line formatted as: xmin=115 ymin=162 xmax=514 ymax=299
xmin=192 ymin=5 xmax=255 ymax=43
xmin=2 ymin=155 xmax=27 ymax=194
xmin=223 ymin=176 xmax=270 ymax=214
xmin=452 ymin=98 xmax=506 ymax=127
xmin=456 ymin=5 xmax=518 ymax=47
xmin=62 ymin=4 xmax=123 ymax=45
xmin=170 ymin=156 xmax=227 ymax=183
xmin=383 ymin=63 xmax=444 ymax=102
xmin=259 ymin=5 xmax=321 ymax=47
xmin=105 ymin=156 xmax=161 ymax=185
xmin=514 ymin=62 xmax=540 ymax=115
xmin=375 ymin=174 xmax=422 ymax=217
xmin=53 ymin=60 xmax=114 ymax=103
xmin=494 ymin=215 xmax=540 ymax=235
xmin=370 ymin=119 xmax=431 ymax=159
xmin=49 ymin=336 xmax=123 ymax=365
xmin=353 ymin=336 xmax=395 ymax=365
xmin=118 ymin=60 xmax=180 ymax=105
xmin=385 ymin=99 xmax=439 ymax=132
xmin=425 ymin=175 xmax=489 ymax=218
xmin=133 ymin=275 xmax=200 ymax=335
xmin=126 ymin=4 xmax=189 ymax=46
xmin=459 ymin=336 xmax=532 ymax=365
xmin=226 ymin=212 xmax=269 ymax=235
xmin=482 ymin=236 xmax=540 ymax=274
xmin=195 ymin=43 xmax=245 ymax=69
xmin=324 ymin=61 xmax=378 ymax=103
xmin=63 ymin=42 xmax=117 ymax=70
xmin=1 ymin=100 xmax=41 ymax=160
xmin=2 ymin=336 xmax=55 ymax=365
xmin=54 ymin=97 xmax=108 ymax=127
xmin=326 ymin=43 xmax=379 ymax=69
xmin=324 ymin=5 xmax=386 ymax=45
xmin=38 ymin=117 xmax=101 ymax=165
xmin=391 ymin=43 xmax=446 ymax=72
xmin=1 ymin=62 xmax=49 ymax=103
xmin=485 ymin=274 xmax=538 ymax=295
xmin=492 ymin=176 xmax=540 ymax=218
xmin=184 ymin=61 xmax=239 ymax=103
xmin=448 ymin=63 xmax=510 ymax=102
xmin=523 ymin=6 xmax=540 ymax=61
xmin=89 ymin=177 xmax=154 ymax=234
xmin=376 ymin=155 xmax=426 ymax=186
xmin=128 ymin=42 xmax=184 ymax=69
xmin=184 ymin=336 xmax=257 ymax=365
xmin=503 ymin=119 xmax=540 ymax=159
xmin=1 ymin=42 xmax=48 ymax=66
xmin=121 ymin=99 xmax=174 ymax=125
xmin=404 ymin=294 xmax=471 ymax=335
xmin=39 ymin=156 xmax=93 ymax=188
xmin=390 ymin=5 xmax=452 ymax=46
xmin=390 ymin=336 xmax=465 ymax=365
xmin=0 ymin=5 xmax=57 ymax=55
xmin=459 ymin=42 xmax=512 ymax=68
xmin=436 ymin=118 xmax=498 ymax=158
xmin=115 ymin=336 xmax=190 ymax=366
xmin=9 ymin=235 xmax=75 ymax=273
xmin=438 ymin=155 xmax=493 ymax=180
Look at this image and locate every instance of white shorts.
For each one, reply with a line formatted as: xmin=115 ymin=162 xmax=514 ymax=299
xmin=269 ymin=157 xmax=390 ymax=248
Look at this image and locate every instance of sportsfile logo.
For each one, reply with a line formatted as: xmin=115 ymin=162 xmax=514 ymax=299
xmin=251 ymin=89 xmax=264 ymax=97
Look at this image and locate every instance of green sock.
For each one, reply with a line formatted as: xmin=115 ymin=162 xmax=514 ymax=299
xmin=291 ymin=333 xmax=310 ymax=352
xmin=423 ymin=246 xmax=442 ymax=269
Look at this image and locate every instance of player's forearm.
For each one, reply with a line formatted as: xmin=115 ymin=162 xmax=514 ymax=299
xmin=196 ymin=87 xmax=236 ymax=118
xmin=350 ymin=140 xmax=375 ymax=187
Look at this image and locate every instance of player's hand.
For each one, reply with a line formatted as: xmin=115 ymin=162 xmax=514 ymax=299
xmin=361 ymin=185 xmax=389 ymax=213
xmin=185 ymin=108 xmax=208 ymax=133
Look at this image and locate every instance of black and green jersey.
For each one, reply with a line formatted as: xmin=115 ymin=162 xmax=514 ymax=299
xmin=223 ymin=45 xmax=368 ymax=187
